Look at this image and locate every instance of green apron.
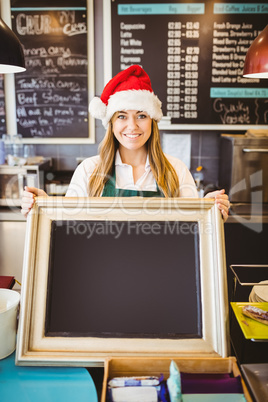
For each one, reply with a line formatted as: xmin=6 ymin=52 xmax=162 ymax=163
xmin=102 ymin=169 xmax=164 ymax=198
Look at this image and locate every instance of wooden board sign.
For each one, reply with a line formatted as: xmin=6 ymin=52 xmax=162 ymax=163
xmin=16 ymin=197 xmax=228 ymax=366
xmin=10 ymin=0 xmax=95 ymax=142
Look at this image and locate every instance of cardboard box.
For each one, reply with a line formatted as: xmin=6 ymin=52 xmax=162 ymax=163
xmin=101 ymin=356 xmax=252 ymax=401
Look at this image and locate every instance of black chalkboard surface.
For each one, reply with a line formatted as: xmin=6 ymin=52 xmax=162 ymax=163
xmin=110 ymin=0 xmax=268 ymax=126
xmin=45 ymin=220 xmax=201 ymax=339
xmin=11 ymin=3 xmax=89 ymax=138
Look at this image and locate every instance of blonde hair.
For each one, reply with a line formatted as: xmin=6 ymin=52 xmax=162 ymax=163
xmin=88 ymin=117 xmax=180 ymax=197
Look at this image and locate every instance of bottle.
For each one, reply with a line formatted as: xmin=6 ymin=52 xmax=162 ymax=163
xmin=12 ymin=134 xmax=24 ymax=157
xmin=193 ymin=166 xmax=204 ymax=197
xmin=0 ymin=140 xmax=5 ymax=164
xmin=2 ymin=134 xmax=12 ymax=158
xmin=24 ymin=144 xmax=35 ymax=158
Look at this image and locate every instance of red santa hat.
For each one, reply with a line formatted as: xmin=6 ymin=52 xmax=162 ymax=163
xmin=89 ymin=64 xmax=163 ymax=128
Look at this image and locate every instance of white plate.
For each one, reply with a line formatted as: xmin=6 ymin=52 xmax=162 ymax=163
xmin=253 ymin=280 xmax=268 ymax=303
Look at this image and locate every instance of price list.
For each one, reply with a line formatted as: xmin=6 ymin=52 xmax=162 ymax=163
xmin=167 ymin=21 xmax=199 ymax=120
xmin=0 ymin=75 xmax=6 ymax=135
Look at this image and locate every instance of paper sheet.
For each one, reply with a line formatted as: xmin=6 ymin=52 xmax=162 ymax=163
xmin=162 ymin=134 xmax=191 ymax=169
xmin=111 ymin=386 xmax=158 ymax=402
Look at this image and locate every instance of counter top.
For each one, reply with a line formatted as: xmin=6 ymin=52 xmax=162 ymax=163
xmin=0 ymin=208 xmax=26 ymax=221
xmin=0 ymin=352 xmax=98 ymax=402
xmin=221 ymin=134 xmax=268 ymax=145
xmin=241 ymin=363 xmax=268 ymax=402
xmin=227 ymin=203 xmax=268 ymax=223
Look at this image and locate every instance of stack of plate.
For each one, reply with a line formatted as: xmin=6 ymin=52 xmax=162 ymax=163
xmin=249 ymin=280 xmax=268 ymax=302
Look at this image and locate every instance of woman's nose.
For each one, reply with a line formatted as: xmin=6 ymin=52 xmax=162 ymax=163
xmin=127 ymin=116 xmax=138 ymax=129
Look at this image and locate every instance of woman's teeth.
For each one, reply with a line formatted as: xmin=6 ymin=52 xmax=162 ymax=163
xmin=124 ymin=134 xmax=140 ymax=138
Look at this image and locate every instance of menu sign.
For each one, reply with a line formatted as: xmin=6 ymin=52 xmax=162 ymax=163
xmin=110 ymin=1 xmax=268 ymax=127
xmin=11 ymin=6 xmax=89 ymax=139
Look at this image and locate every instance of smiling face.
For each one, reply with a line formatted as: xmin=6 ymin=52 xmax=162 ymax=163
xmin=112 ymin=110 xmax=152 ymax=153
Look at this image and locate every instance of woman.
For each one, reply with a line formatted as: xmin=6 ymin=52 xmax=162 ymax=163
xmin=21 ymin=65 xmax=229 ymax=219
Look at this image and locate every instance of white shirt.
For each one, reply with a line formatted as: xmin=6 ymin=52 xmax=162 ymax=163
xmin=65 ymin=150 xmax=198 ymax=198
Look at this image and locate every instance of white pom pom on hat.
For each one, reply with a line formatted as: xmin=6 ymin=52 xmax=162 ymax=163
xmin=89 ymin=64 xmax=163 ymax=128
xmin=88 ymin=96 xmax=106 ymax=120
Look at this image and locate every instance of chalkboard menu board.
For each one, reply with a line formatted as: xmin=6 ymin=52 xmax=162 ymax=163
xmin=11 ymin=2 xmax=94 ymax=140
xmin=109 ymin=0 xmax=268 ymax=127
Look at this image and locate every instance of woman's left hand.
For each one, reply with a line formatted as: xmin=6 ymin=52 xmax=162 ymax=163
xmin=204 ymin=189 xmax=230 ymax=222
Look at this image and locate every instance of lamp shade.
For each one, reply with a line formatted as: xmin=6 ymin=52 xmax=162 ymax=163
xmin=243 ymin=25 xmax=268 ymax=78
xmin=0 ymin=17 xmax=25 ymax=73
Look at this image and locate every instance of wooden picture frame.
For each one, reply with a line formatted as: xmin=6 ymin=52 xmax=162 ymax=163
xmin=16 ymin=197 xmax=229 ymax=366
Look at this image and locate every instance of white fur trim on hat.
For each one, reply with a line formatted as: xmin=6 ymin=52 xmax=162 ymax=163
xmin=89 ymin=89 xmax=163 ymax=128
xmin=102 ymin=89 xmax=162 ymax=128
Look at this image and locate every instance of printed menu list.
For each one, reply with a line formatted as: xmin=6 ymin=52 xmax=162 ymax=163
xmin=0 ymin=75 xmax=6 ymax=135
xmin=111 ymin=1 xmax=268 ymax=126
xmin=166 ymin=21 xmax=199 ymax=121
xmin=212 ymin=21 xmax=255 ymax=85
xmin=11 ymin=8 xmax=89 ymax=138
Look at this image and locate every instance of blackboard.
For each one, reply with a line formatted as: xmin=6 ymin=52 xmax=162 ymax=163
xmin=110 ymin=0 xmax=268 ymax=127
xmin=11 ymin=2 xmax=91 ymax=139
xmin=45 ymin=220 xmax=202 ymax=339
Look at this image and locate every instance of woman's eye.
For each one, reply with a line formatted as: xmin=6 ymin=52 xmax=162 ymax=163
xmin=117 ymin=114 xmax=126 ymax=119
xmin=138 ymin=114 xmax=147 ymax=119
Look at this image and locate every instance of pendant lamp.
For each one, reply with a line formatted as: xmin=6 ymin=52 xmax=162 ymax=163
xmin=243 ymin=25 xmax=268 ymax=79
xmin=0 ymin=17 xmax=25 ymax=73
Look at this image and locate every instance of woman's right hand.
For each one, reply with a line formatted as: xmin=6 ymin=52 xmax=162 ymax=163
xmin=21 ymin=186 xmax=48 ymax=218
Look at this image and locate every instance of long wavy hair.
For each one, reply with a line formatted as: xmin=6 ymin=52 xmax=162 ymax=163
xmin=88 ymin=116 xmax=180 ymax=197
